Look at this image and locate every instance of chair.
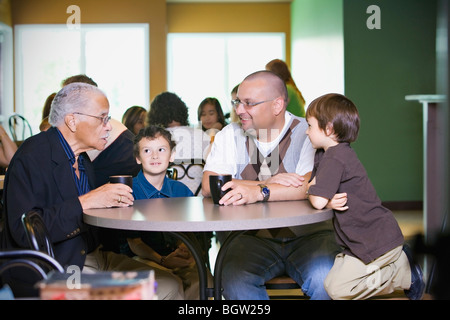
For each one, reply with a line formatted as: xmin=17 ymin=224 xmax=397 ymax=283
xmin=0 ymin=210 xmax=64 ymax=297
xmin=8 ymin=113 xmax=33 ymax=144
xmin=265 ymin=275 xmax=307 ymax=300
xmin=166 ymin=167 xmax=178 ymax=180
xmin=0 ymin=250 xmax=64 ymax=297
xmin=21 ymin=209 xmax=55 ymax=258
xmin=168 ymin=158 xmax=205 ymax=196
xmin=167 ymin=160 xmax=211 ymax=268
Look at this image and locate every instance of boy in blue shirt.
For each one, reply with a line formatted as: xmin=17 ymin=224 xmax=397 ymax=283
xmin=128 ymin=125 xmax=212 ymax=299
xmin=132 ymin=125 xmax=193 ymax=199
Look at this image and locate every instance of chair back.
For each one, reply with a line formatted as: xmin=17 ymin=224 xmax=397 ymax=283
xmin=8 ymin=113 xmax=33 ymax=143
xmin=166 ymin=168 xmax=178 ymax=180
xmin=0 ymin=249 xmax=64 ymax=298
xmin=21 ymin=210 xmax=55 ymax=258
xmin=169 ymin=159 xmax=205 ymax=196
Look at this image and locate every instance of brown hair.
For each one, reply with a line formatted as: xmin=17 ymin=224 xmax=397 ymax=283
xmin=306 ymin=93 xmax=360 ymax=143
xmin=133 ymin=125 xmax=176 ymax=158
xmin=197 ymin=97 xmax=226 ymax=129
xmin=265 ymin=59 xmax=305 ymax=105
xmin=122 ymin=106 xmax=147 ymax=133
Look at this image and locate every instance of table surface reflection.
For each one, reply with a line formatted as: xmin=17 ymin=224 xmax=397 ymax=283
xmin=83 ymin=197 xmax=332 ymax=232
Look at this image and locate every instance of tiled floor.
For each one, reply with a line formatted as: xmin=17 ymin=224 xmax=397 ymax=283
xmin=209 ymin=210 xmax=430 ymax=300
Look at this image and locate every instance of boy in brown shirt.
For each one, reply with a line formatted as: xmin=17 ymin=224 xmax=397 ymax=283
xmin=305 ymin=93 xmax=425 ymax=300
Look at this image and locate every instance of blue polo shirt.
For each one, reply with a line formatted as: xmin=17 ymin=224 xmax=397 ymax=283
xmin=132 ymin=170 xmax=193 ymax=199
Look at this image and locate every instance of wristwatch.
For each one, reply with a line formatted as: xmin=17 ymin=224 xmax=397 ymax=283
xmin=258 ymin=184 xmax=270 ymax=202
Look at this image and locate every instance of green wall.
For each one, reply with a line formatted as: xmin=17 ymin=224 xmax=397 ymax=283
xmin=292 ymin=0 xmax=437 ymax=203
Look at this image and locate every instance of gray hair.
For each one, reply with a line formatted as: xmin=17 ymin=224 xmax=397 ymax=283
xmin=49 ymin=83 xmax=106 ymax=127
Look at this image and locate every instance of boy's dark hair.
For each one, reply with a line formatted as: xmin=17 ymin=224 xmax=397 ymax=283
xmin=306 ymin=93 xmax=360 ymax=143
xmin=133 ymin=125 xmax=176 ymax=158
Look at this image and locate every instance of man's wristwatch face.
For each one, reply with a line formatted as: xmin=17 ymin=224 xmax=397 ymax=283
xmin=258 ymin=184 xmax=270 ymax=202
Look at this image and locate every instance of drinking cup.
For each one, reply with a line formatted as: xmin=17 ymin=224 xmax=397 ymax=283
xmin=109 ymin=175 xmax=133 ymax=188
xmin=209 ymin=174 xmax=232 ymax=205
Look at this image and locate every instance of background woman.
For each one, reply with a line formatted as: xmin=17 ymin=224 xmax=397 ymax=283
xmin=197 ymin=97 xmax=226 ymax=140
xmin=266 ymin=59 xmax=306 ymax=117
xmin=122 ymin=106 xmax=148 ymax=135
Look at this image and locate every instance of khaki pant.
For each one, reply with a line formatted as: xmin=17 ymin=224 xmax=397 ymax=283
xmin=324 ymin=245 xmax=411 ymax=300
xmin=83 ymin=246 xmax=184 ymax=300
xmin=133 ymin=256 xmax=214 ymax=300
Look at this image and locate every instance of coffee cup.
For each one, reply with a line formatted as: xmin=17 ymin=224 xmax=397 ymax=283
xmin=109 ymin=175 xmax=133 ymax=188
xmin=209 ymin=174 xmax=232 ymax=205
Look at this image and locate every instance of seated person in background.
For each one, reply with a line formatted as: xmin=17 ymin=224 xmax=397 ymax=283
xmin=87 ymin=118 xmax=141 ymax=187
xmin=148 ymin=92 xmax=211 ymax=161
xmin=61 ymin=74 xmax=98 ymax=87
xmin=266 ymin=59 xmax=306 ymax=117
xmin=61 ymin=74 xmax=141 ymax=187
xmin=122 ymin=105 xmax=148 ymax=135
xmin=305 ymin=93 xmax=424 ymax=300
xmin=147 ymin=92 xmax=211 ymax=195
xmin=202 ymin=70 xmax=340 ymax=300
xmin=102 ymin=125 xmax=212 ymax=299
xmin=0 ymin=83 xmax=182 ymax=299
xmin=197 ymin=97 xmax=226 ymax=141
xmin=0 ymin=125 xmax=18 ymax=173
xmin=39 ymin=92 xmax=56 ymax=131
xmin=229 ymin=84 xmax=241 ymax=124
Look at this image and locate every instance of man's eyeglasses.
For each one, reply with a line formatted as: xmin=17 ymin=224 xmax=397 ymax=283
xmin=231 ymin=98 xmax=276 ymax=109
xmin=74 ymin=112 xmax=111 ymax=126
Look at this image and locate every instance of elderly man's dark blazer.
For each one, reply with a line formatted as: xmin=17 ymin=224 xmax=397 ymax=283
xmin=1 ymin=127 xmax=98 ymax=269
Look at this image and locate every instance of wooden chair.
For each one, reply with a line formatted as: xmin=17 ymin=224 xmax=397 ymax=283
xmin=168 ymin=158 xmax=205 ymax=196
xmin=265 ymin=275 xmax=308 ymax=299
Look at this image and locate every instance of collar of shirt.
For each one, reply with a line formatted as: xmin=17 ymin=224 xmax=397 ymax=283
xmin=56 ymin=128 xmax=90 ymax=195
xmin=135 ymin=171 xmax=173 ymax=199
xmin=56 ymin=128 xmax=76 ymax=165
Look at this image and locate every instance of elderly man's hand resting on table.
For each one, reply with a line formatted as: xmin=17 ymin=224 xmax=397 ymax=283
xmin=79 ymin=183 xmax=134 ymax=209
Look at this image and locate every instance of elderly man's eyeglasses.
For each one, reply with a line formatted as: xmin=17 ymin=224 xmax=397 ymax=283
xmin=231 ymin=98 xmax=276 ymax=109
xmin=74 ymin=112 xmax=111 ymax=126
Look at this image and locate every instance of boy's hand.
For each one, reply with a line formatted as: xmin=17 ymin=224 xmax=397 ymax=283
xmin=327 ymin=193 xmax=348 ymax=211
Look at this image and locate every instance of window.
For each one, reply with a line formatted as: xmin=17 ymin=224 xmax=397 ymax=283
xmin=14 ymin=24 xmax=149 ymax=134
xmin=167 ymin=33 xmax=285 ymax=126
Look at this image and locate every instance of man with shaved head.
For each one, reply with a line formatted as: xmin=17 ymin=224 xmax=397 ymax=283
xmin=202 ymin=70 xmax=340 ymax=300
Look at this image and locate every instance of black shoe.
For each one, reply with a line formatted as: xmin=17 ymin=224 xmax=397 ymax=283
xmin=403 ymin=244 xmax=425 ymax=300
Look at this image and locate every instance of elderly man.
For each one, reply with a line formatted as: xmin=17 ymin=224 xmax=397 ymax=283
xmin=202 ymin=70 xmax=340 ymax=300
xmin=1 ymin=83 xmax=183 ymax=299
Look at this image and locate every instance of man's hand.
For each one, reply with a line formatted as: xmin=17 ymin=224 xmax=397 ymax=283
xmin=79 ymin=183 xmax=133 ymax=209
xmin=265 ymin=173 xmax=306 ymax=187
